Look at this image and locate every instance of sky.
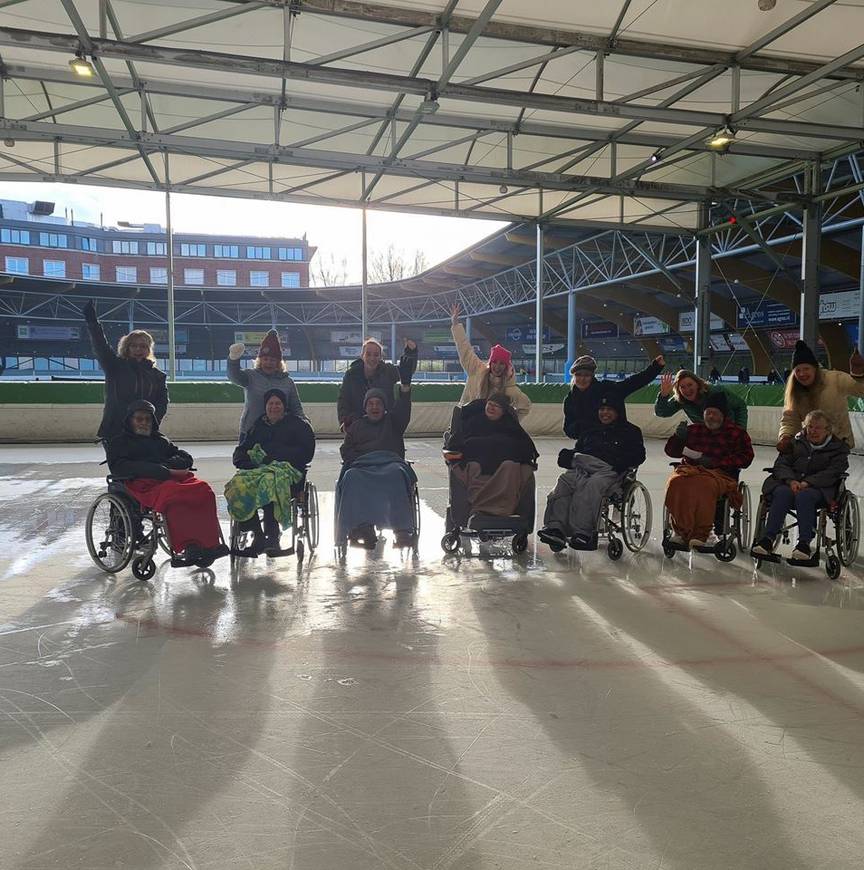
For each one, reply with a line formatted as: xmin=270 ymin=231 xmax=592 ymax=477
xmin=0 ymin=181 xmax=509 ymax=283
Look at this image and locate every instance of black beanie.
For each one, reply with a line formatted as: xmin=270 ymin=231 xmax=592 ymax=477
xmin=703 ymin=391 xmax=728 ymax=416
xmin=791 ymin=340 xmax=819 ymax=368
xmin=598 ymin=393 xmax=625 ymax=418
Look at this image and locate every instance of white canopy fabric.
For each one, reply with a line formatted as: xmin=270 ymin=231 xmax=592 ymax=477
xmin=0 ymin=0 xmax=862 ymax=229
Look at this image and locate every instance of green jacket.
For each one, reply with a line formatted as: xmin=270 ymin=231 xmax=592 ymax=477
xmin=654 ymin=385 xmax=748 ymax=429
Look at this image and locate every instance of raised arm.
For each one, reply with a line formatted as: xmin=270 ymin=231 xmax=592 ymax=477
xmin=227 ymin=342 xmax=250 ymax=387
xmin=83 ymin=301 xmax=117 ymax=371
xmin=391 ymin=386 xmax=413 ymax=435
xmin=451 ymin=304 xmax=485 ymax=377
xmin=654 ymin=372 xmax=681 ymax=418
xmin=621 ymin=356 xmax=664 ymax=396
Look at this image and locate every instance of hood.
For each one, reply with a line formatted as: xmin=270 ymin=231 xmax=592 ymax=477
xmin=123 ymin=400 xmax=159 ymax=435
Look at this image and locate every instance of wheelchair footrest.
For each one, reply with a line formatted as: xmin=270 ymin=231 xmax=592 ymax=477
xmin=693 ymin=544 xmax=721 ymax=555
xmin=265 ymin=546 xmax=295 ymax=558
xmin=750 ymin=550 xmax=781 ymax=563
xmin=787 ymin=555 xmax=820 ymax=568
xmin=467 ymin=513 xmax=529 ymax=533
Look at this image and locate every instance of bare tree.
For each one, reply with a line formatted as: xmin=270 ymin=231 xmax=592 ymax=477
xmin=368 ymin=244 xmax=429 ymax=283
xmin=311 ymin=251 xmax=349 ymax=286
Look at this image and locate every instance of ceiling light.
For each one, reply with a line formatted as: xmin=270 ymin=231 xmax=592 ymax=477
xmin=69 ymin=52 xmax=95 ymax=78
xmin=706 ymin=125 xmax=736 ymax=151
xmin=649 ymin=149 xmax=664 ymax=164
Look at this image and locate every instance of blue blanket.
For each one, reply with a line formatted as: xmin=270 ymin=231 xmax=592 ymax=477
xmin=335 ymin=451 xmax=417 ymax=540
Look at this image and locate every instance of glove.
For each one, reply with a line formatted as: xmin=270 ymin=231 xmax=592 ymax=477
xmin=82 ymin=300 xmax=97 ymax=323
xmin=674 ymin=421 xmax=689 ymax=441
xmin=340 ymin=415 xmax=356 ymax=432
xmin=228 ymin=342 xmax=245 ymax=361
xmin=557 ymin=448 xmax=575 ymax=470
xmin=776 ymin=435 xmax=793 ymax=454
xmin=398 ymin=341 xmax=418 ymax=386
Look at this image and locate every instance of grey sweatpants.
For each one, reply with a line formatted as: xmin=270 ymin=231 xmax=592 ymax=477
xmin=543 ymin=454 xmax=621 ymax=537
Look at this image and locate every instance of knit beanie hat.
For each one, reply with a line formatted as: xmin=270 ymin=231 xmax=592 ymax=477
xmin=488 ymin=344 xmax=512 ymax=367
xmin=258 ymin=330 xmax=283 ymax=359
xmin=363 ymin=387 xmax=388 ymax=410
xmin=262 ymin=388 xmax=287 ymax=411
xmin=791 ymin=340 xmax=819 ymax=368
xmin=597 ymin=393 xmax=624 ymax=418
xmin=570 ymin=355 xmax=597 ymax=374
xmin=703 ymin=390 xmax=728 ymax=416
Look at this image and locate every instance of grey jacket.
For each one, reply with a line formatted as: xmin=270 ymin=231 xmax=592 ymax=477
xmin=763 ymin=432 xmax=850 ymax=502
xmin=227 ymin=357 xmax=305 ymax=435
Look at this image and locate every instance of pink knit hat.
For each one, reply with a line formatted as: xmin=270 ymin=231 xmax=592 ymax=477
xmin=488 ymin=344 xmax=512 ymax=367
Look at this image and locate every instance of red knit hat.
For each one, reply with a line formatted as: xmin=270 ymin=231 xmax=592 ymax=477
xmin=488 ymin=344 xmax=512 ymax=367
xmin=259 ymin=330 xmax=283 ymax=359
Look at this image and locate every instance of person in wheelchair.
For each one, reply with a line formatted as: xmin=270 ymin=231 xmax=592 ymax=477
xmin=105 ymin=401 xmax=228 ymax=566
xmin=664 ymin=392 xmax=754 ymax=549
xmin=445 ymin=393 xmax=538 ymax=521
xmin=337 ymin=352 xmax=417 ymax=548
xmin=538 ymin=393 xmax=645 ymax=551
xmin=752 ymin=410 xmax=849 ymax=562
xmin=225 ymin=389 xmax=316 ymax=556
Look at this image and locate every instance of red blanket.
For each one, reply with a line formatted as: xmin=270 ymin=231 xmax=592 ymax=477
xmin=126 ymin=477 xmax=221 ymax=552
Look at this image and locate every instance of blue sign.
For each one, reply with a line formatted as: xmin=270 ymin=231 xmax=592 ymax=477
xmin=736 ymin=302 xmax=796 ymax=329
xmin=659 ymin=336 xmax=687 ymax=352
xmin=506 ymin=326 xmax=551 ymax=343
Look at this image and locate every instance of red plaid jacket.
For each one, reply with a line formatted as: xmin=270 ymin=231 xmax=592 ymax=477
xmin=664 ymin=419 xmax=754 ymax=476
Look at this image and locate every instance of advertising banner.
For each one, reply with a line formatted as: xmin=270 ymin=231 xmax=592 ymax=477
xmin=727 ymin=333 xmax=750 ymax=351
xmin=506 ymin=326 xmax=551 ymax=343
xmin=768 ymin=330 xmax=824 ymax=350
xmin=234 ymin=331 xmax=290 ymax=352
xmin=582 ymin=321 xmax=618 ymax=338
xmin=423 ymin=329 xmax=453 ymax=343
xmin=16 ymin=325 xmax=80 ymax=341
xmin=709 ymin=334 xmax=731 ymax=352
xmin=737 ymin=302 xmax=795 ymax=329
xmin=818 ymin=290 xmax=860 ymax=322
xmin=522 ymin=343 xmax=565 ymax=355
xmin=435 ymin=344 xmax=478 ymax=356
xmin=148 ymin=327 xmax=189 ymax=344
xmin=633 ymin=315 xmax=670 ymax=336
xmin=658 ymin=336 xmax=686 ymax=352
xmin=678 ymin=310 xmax=724 ymax=333
xmin=330 ymin=329 xmax=384 ymax=343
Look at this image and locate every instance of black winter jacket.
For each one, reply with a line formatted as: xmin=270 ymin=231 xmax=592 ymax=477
xmin=337 ymin=359 xmax=400 ymax=427
xmin=563 ymin=361 xmax=662 ymax=440
xmin=565 ymin=420 xmax=646 ymax=472
xmin=341 ymin=389 xmax=411 ymax=464
xmin=105 ymin=406 xmax=192 ymax=481
xmin=763 ymin=432 xmax=849 ymax=502
xmin=232 ymin=413 xmax=316 ymax=470
xmin=87 ymin=318 xmax=169 ymax=439
xmin=449 ymin=399 xmax=538 ymax=475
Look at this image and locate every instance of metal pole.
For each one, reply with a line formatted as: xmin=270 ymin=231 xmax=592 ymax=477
xmin=535 ymin=221 xmax=544 ymax=381
xmin=127 ymin=300 xmax=134 ymax=333
xmin=858 ymin=224 xmax=864 ymax=353
xmin=361 ymin=202 xmax=368 ymax=341
xmin=693 ymin=202 xmax=711 ymax=379
xmin=567 ymin=289 xmax=577 ymax=371
xmin=465 ymin=314 xmax=472 ymax=343
xmin=390 ymin=321 xmax=397 ymax=361
xmin=800 ymin=166 xmax=822 ymax=351
xmin=164 ymin=189 xmax=176 ymax=382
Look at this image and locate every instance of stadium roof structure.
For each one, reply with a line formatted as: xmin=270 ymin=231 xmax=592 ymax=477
xmin=0 ymin=0 xmax=863 ymax=230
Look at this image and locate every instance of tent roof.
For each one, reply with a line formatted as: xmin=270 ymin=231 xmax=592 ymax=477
xmin=1 ymin=0 xmax=863 ymax=228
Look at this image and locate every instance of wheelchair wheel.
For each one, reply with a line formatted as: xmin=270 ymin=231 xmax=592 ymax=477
xmin=826 ymin=554 xmax=842 ymax=580
xmin=131 ymin=556 xmax=156 ymax=582
xmin=734 ymin=482 xmax=752 ymax=551
xmin=86 ymin=492 xmax=135 ymax=574
xmin=607 ymin=537 xmax=624 ymax=561
xmin=835 ymin=492 xmax=860 ymax=567
xmin=716 ymin=540 xmax=737 ymax=563
xmin=511 ymin=532 xmax=528 ymax=555
xmin=155 ymin=519 xmax=171 ymax=555
xmin=751 ymin=495 xmax=769 ymax=551
xmin=412 ymin=484 xmax=421 ymax=537
xmin=296 ymin=538 xmax=305 ymax=563
xmin=441 ymin=532 xmax=460 ymax=554
xmin=621 ymin=480 xmax=652 ymax=553
xmin=303 ymin=482 xmax=319 ymax=551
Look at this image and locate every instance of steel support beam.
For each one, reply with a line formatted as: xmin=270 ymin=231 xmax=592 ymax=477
xmin=390 ymin=321 xmax=397 ymax=360
xmin=361 ymin=202 xmax=368 ymax=341
xmin=535 ymin=222 xmax=544 ymax=382
xmin=567 ymin=289 xmax=577 ymax=376
xmin=693 ymin=204 xmax=712 ymax=379
xmin=800 ymin=197 xmax=822 ymax=351
xmin=165 ymin=188 xmax=176 ymax=382
xmin=859 ymin=225 xmax=864 ymax=353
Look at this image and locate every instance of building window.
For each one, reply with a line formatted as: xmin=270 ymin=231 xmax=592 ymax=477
xmin=246 ymin=246 xmax=271 ymax=259
xmin=180 ymin=243 xmax=206 ymax=257
xmin=184 ymin=268 xmax=204 ymax=285
xmin=43 ymin=259 xmax=66 ymax=278
xmin=217 ymin=270 xmax=236 ymax=286
xmin=82 ymin=263 xmax=100 ymax=281
xmin=4 ymin=256 xmax=28 ymax=274
xmin=150 ymin=267 xmax=167 ymax=284
xmin=116 ymin=266 xmax=137 ymax=283
xmin=278 ymin=246 xmax=303 ymax=261
xmin=39 ymin=232 xmax=68 ymax=248
xmin=281 ymin=271 xmax=301 ymax=288
xmin=112 ymin=240 xmax=139 ymax=255
xmin=1 ymin=228 xmax=30 ymax=245
xmin=215 ymin=244 xmax=239 ymax=258
xmin=80 ymin=237 xmax=99 ymax=252
xmin=146 ymin=241 xmax=167 ymax=255
xmin=250 ymin=271 xmax=269 ymax=287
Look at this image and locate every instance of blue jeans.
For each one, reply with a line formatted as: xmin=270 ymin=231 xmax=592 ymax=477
xmin=764 ymin=485 xmax=825 ymax=545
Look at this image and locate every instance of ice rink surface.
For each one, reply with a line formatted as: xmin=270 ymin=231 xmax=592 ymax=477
xmin=2 ymin=437 xmax=864 ymax=870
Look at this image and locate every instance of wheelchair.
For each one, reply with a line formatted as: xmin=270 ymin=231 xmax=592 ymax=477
xmin=229 ymin=477 xmax=319 ymax=568
xmin=439 ymin=462 xmax=534 ymax=557
xmin=750 ymin=472 xmax=859 ymax=580
xmin=85 ymin=476 xmax=224 ymax=581
xmin=333 ymin=461 xmax=420 ymax=559
xmin=597 ymin=469 xmax=653 ymax=560
xmin=662 ymin=467 xmax=751 ymax=562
